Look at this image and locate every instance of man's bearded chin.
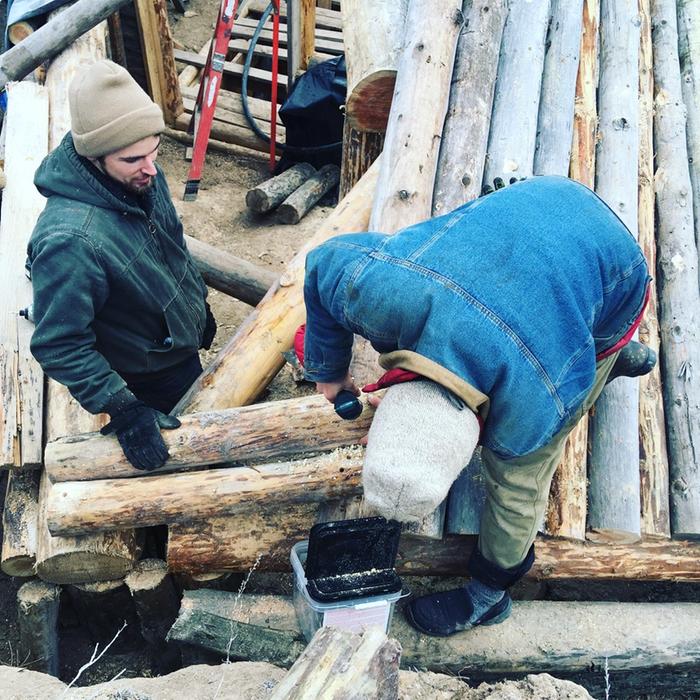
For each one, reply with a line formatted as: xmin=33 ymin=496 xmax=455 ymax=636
xmin=127 ymin=177 xmax=154 ymax=195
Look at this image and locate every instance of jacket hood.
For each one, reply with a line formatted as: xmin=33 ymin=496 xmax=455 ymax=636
xmin=33 ymin=132 xmax=148 ymax=215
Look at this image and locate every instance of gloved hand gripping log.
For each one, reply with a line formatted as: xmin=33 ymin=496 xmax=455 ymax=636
xmin=301 ymin=176 xmax=655 ymax=637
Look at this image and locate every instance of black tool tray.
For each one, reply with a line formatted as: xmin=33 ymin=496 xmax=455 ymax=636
xmin=304 ymin=517 xmax=402 ymax=603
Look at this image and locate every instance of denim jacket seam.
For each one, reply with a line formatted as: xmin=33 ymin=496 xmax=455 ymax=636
xmin=600 ymin=255 xmax=647 ymax=295
xmin=406 ymin=208 xmax=471 ymax=261
xmin=368 ymin=253 xmax=567 ymax=417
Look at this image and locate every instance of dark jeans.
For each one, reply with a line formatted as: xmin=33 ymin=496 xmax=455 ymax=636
xmin=120 ymin=353 xmax=203 ymax=414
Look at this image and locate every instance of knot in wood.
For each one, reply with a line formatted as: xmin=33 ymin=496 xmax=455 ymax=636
xmin=612 ymin=117 xmax=630 ymax=131
xmin=397 ymin=189 xmax=411 ymax=201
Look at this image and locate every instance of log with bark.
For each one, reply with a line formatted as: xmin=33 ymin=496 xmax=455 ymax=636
xmin=339 ymin=120 xmax=384 ymax=199
xmin=17 ymin=579 xmax=61 ymax=676
xmin=185 ymin=234 xmax=275 ymax=306
xmin=637 ymin=0 xmax=670 ymax=538
xmin=46 ymin=393 xmax=374 ymax=482
xmin=278 ymin=164 xmax=341 ymax=224
xmin=0 ymin=81 xmax=48 ymax=470
xmin=246 ymin=163 xmax=316 ymax=213
xmin=651 ymin=0 xmax=700 ymax=538
xmin=586 ymin=0 xmax=642 ymax=544
xmin=167 ymin=590 xmax=700 ymax=696
xmin=1 ymin=470 xmax=41 ymax=576
xmin=0 ymin=0 xmax=133 ymax=88
xmin=172 ymin=157 xmax=379 ymax=414
xmin=341 ymin=0 xmax=408 ymax=132
xmin=482 ymin=0 xmax=550 ymax=184
xmin=432 ymin=0 xmax=507 ymax=213
xmin=369 ymin=1 xmax=462 ymax=233
xmin=544 ymin=0 xmax=599 ymax=541
xmin=47 ymin=447 xmax=365 ymax=537
xmin=269 ymin=626 xmax=401 ymax=700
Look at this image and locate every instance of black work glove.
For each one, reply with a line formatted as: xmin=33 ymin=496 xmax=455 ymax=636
xmin=481 ymin=176 xmax=527 ymax=196
xmin=201 ymin=301 xmax=217 ymax=350
xmin=101 ymin=399 xmax=181 ymax=471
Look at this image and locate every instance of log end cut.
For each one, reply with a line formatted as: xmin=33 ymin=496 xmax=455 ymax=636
xmin=346 ymin=71 xmax=397 ymax=133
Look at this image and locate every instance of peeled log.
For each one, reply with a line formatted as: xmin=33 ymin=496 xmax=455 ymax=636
xmin=544 ymin=0 xmax=599 ymax=541
xmin=651 ymin=0 xmax=700 ymax=537
xmin=587 ymin=0 xmax=641 ymax=544
xmin=46 ymin=393 xmax=374 ymax=482
xmin=47 ymin=448 xmax=365 ymax=537
xmin=269 ymin=626 xmax=401 ymax=700
xmin=341 ymin=0 xmax=408 ymax=132
xmin=637 ymin=0 xmax=670 ymax=538
xmin=1 ymin=470 xmax=41 ymax=577
xmin=173 ymin=157 xmax=380 ymax=414
xmin=185 ymin=234 xmax=276 ymax=306
xmin=171 ymin=590 xmax=700 ymax=696
xmin=483 ymin=0 xmax=550 ymax=183
xmin=432 ymin=0 xmax=507 ymax=213
xmin=369 ymin=1 xmax=462 ymax=233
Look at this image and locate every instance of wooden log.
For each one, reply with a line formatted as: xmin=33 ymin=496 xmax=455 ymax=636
xmin=277 ymin=164 xmax=340 ymax=224
xmin=544 ymin=0 xmax=600 ymax=541
xmin=171 ymin=590 xmax=700 ymax=696
xmin=178 ymin=39 xmax=211 ymax=89
xmin=47 ymin=447 xmax=364 ymax=537
xmin=0 ymin=81 xmax=48 ymax=470
xmin=369 ymin=1 xmax=462 ymax=233
xmin=185 ymin=234 xmax=275 ymax=306
xmin=17 ymin=579 xmax=61 ymax=676
xmin=134 ymin=0 xmax=183 ymax=125
xmin=246 ymin=162 xmax=316 ymax=213
xmin=167 ymin=591 xmax=307 ymax=667
xmin=341 ymin=0 xmax=408 ymax=132
xmin=1 ymin=470 xmax=40 ymax=577
xmin=637 ymin=0 xmax=670 ymax=538
xmin=677 ymin=0 xmax=700 ymax=255
xmin=66 ymin=578 xmax=141 ymax=646
xmin=651 ymin=0 xmax=700 ymax=537
xmin=269 ymin=626 xmax=401 ymax=700
xmin=0 ymin=0 xmax=132 ymax=88
xmin=168 ymin=506 xmax=700 ymax=580
xmin=482 ymin=0 xmax=550 ymax=184
xmin=125 ymin=559 xmax=180 ymax=644
xmin=445 ymin=450 xmax=487 ymax=535
xmin=339 ymin=120 xmax=384 ymax=199
xmin=432 ymin=0 xmax=507 ymax=213
xmin=46 ymin=394 xmax=373 ymax=482
xmin=173 ymin=157 xmax=379 ymax=414
xmin=586 ymin=0 xmax=641 ymax=544
xmin=8 ymin=18 xmax=41 ymax=45
xmin=533 ymin=0 xmax=584 ymax=175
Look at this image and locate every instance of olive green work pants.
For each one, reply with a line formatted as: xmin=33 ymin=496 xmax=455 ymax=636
xmin=477 ymin=352 xmax=619 ymax=570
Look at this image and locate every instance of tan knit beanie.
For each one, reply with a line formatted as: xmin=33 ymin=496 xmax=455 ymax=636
xmin=69 ymin=60 xmax=165 ymax=158
xmin=363 ymin=380 xmax=480 ymax=523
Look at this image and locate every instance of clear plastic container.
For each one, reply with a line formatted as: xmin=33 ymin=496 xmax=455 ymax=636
xmin=291 ymin=540 xmax=403 ymax=642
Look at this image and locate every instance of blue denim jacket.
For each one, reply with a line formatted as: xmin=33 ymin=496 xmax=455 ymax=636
xmin=303 ymin=176 xmax=650 ymax=458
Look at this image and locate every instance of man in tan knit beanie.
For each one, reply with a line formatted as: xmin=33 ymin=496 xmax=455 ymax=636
xmin=27 ymin=60 xmax=217 ymax=472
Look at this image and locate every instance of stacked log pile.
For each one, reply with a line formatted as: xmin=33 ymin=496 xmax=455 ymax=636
xmin=1 ymin=3 xmax=700 ymax=653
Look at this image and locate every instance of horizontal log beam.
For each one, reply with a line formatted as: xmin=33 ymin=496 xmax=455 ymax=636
xmin=47 ymin=448 xmax=364 ymax=536
xmin=45 ymin=394 xmax=374 ymax=482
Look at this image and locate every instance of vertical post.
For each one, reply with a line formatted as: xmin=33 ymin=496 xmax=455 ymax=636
xmin=287 ymin=0 xmax=316 ymax=85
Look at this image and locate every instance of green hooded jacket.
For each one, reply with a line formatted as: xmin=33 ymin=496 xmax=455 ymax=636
xmin=27 ymin=133 xmax=208 ymax=414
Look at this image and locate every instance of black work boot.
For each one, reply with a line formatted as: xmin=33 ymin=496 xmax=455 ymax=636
xmin=606 ymin=340 xmax=657 ymax=384
xmin=404 ymin=586 xmax=512 ymax=637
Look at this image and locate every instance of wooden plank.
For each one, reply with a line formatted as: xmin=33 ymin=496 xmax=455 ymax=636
xmin=133 ymin=0 xmax=184 ymax=125
xmin=0 ymin=81 xmax=48 ymax=470
xmin=228 ymin=22 xmax=344 ymax=55
xmin=173 ymin=47 xmax=288 ymax=89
